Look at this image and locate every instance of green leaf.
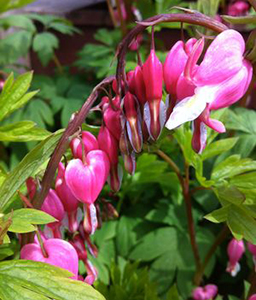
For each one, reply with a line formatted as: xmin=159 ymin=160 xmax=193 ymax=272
xmin=204 ymin=205 xmax=230 ymax=223
xmin=211 ymin=155 xmax=256 ymax=182
xmin=201 ymin=137 xmax=238 ymax=161
xmin=0 ymin=72 xmax=37 ymax=122
xmin=0 ymin=30 xmax=32 ymax=65
xmin=225 ymin=108 xmax=256 ymax=156
xmin=216 ymin=185 xmax=245 ymax=206
xmin=129 ymin=227 xmax=177 ymax=261
xmin=0 ymin=260 xmax=105 ymax=300
xmin=33 ymin=32 xmax=59 ymax=66
xmin=227 ymin=205 xmax=256 ymax=243
xmin=222 ymin=15 xmax=256 ymax=24
xmin=48 ymin=22 xmax=81 ymax=35
xmin=0 ymin=15 xmax=36 ymax=31
xmin=116 ymin=216 xmax=141 ymax=257
xmin=0 ymin=244 xmax=13 ymax=260
xmin=4 ymin=208 xmax=56 ymax=233
xmin=0 ymin=129 xmax=63 ymax=212
xmin=24 ymin=99 xmax=54 ymax=129
xmin=0 ymin=121 xmax=51 ymax=142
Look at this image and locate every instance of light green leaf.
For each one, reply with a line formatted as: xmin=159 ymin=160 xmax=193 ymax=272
xmin=0 ymin=30 xmax=32 ymax=65
xmin=0 ymin=72 xmax=37 ymax=122
xmin=0 ymin=129 xmax=63 ymax=212
xmin=4 ymin=209 xmax=56 ymax=233
xmin=204 ymin=206 xmax=230 ymax=223
xmin=0 ymin=121 xmax=51 ymax=142
xmin=201 ymin=137 xmax=238 ymax=161
xmin=0 ymin=260 xmax=105 ymax=300
xmin=33 ymin=32 xmax=59 ymax=66
xmin=216 ymin=186 xmax=245 ymax=206
xmin=0 ymin=15 xmax=36 ymax=31
xmin=211 ymin=155 xmax=256 ymax=182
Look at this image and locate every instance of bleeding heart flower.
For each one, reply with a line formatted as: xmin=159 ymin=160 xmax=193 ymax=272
xmin=70 ymin=131 xmax=99 ymax=160
xmin=65 ymin=150 xmax=110 ymax=204
xmin=226 ymin=238 xmax=245 ymax=276
xmin=21 ymin=238 xmax=79 ymax=279
xmin=192 ymin=284 xmax=218 ymax=300
xmin=166 ymin=30 xmax=252 ymax=153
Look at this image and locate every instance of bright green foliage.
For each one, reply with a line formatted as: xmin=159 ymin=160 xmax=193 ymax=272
xmin=0 ymin=72 xmax=37 ymax=122
xmin=0 ymin=0 xmax=35 ymax=14
xmin=0 ymin=260 xmax=105 ymax=300
xmin=4 ymin=208 xmax=56 ymax=233
xmin=0 ymin=129 xmax=63 ymax=212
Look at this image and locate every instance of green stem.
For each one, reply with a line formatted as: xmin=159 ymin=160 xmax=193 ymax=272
xmin=52 ymin=54 xmax=63 ymax=74
xmin=35 ymin=229 xmax=48 ymax=258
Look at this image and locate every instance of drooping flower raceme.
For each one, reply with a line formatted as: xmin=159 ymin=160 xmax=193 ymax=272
xmin=165 ymin=29 xmax=252 ymax=153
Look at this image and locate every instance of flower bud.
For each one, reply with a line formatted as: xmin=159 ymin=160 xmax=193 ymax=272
xmin=26 ymin=177 xmax=37 ymax=200
xmin=226 ymin=238 xmax=245 ymax=276
xmin=123 ymin=92 xmax=143 ymax=153
xmin=103 ymin=105 xmax=122 ymax=141
xmin=123 ymin=152 xmax=136 ymax=175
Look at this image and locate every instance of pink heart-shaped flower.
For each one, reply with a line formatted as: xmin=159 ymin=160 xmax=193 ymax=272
xmin=20 ymin=238 xmax=79 ymax=279
xmin=65 ymin=150 xmax=110 ymax=204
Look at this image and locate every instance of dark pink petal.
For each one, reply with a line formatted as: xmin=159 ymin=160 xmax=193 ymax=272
xmin=192 ymin=119 xmax=207 ymax=154
xmin=55 ymin=162 xmax=79 ymax=213
xmin=103 ymin=106 xmax=122 ymax=141
xmin=41 ymin=189 xmax=65 ymax=222
xmin=164 ymin=40 xmax=187 ymax=95
xmin=143 ymin=49 xmax=163 ymax=101
xmin=70 ymin=131 xmax=99 ymax=160
xmin=98 ymin=126 xmax=119 ymax=165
